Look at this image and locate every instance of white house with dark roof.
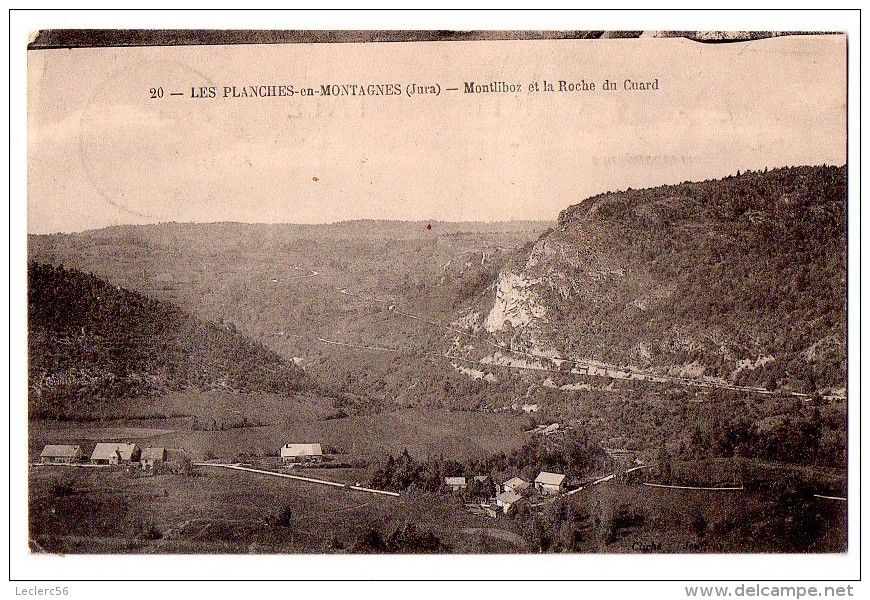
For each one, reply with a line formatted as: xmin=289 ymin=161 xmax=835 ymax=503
xmin=90 ymin=442 xmax=141 ymax=465
xmin=280 ymin=443 xmax=323 ymax=464
xmin=40 ymin=445 xmax=83 ymax=465
xmin=534 ymin=471 xmax=566 ymax=495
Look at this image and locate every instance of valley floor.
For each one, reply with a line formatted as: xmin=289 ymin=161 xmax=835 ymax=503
xmin=29 ymin=408 xmax=847 ymax=554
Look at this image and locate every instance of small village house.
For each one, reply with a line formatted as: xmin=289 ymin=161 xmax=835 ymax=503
xmin=280 ymin=443 xmax=323 ymax=464
xmin=502 ymin=476 xmax=531 ymax=495
xmin=444 ymin=476 xmax=467 ymax=492
xmin=534 ymin=471 xmax=566 ymax=495
xmin=141 ymin=447 xmax=167 ymax=469
xmin=39 ymin=445 xmax=83 ymax=465
xmin=496 ymin=490 xmax=526 ymax=515
xmin=90 ymin=442 xmax=141 ymax=465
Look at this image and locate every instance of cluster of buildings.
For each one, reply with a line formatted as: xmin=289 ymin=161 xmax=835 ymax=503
xmin=39 ymin=441 xmax=325 ymax=468
xmin=39 ymin=443 xmax=167 ymax=468
xmin=447 ymin=470 xmax=568 ymax=515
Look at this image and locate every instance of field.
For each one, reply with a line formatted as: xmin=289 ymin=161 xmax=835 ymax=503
xmin=555 ymin=479 xmax=847 ymax=554
xmin=31 ymin=452 xmax=846 ymax=555
xmin=30 ymin=406 xmax=532 ymax=463
xmin=28 ymin=392 xmax=539 ymax=554
xmin=29 ymin=463 xmax=528 ymax=554
xmin=29 ymin=387 xmax=847 ymax=554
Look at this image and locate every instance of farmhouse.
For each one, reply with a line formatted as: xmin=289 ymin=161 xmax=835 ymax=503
xmin=534 ymin=471 xmax=566 ymax=495
xmin=445 ymin=476 xmax=467 ymax=492
xmin=280 ymin=443 xmax=323 ymax=464
xmin=496 ymin=491 xmax=526 ymax=515
xmin=141 ymin=447 xmax=167 ymax=469
xmin=90 ymin=442 xmax=141 ymax=465
xmin=502 ymin=476 xmax=531 ymax=495
xmin=39 ymin=445 xmax=83 ymax=465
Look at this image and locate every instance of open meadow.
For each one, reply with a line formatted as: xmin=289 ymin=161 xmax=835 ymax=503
xmin=29 ymin=461 xmax=530 ymax=554
xmin=30 ymin=406 xmax=532 ymax=463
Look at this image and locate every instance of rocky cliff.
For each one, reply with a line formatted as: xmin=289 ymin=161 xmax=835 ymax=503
xmin=452 ymin=165 xmax=847 ymax=395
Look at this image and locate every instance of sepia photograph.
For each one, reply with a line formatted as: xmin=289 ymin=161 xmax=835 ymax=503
xmin=11 ymin=11 xmax=859 ymax=587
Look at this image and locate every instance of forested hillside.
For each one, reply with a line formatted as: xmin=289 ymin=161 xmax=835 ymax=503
xmin=28 ymin=262 xmax=308 ymax=419
xmin=454 ymin=165 xmax=847 ymax=394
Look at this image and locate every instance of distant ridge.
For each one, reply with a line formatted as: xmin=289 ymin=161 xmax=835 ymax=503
xmin=30 ymin=219 xmax=555 ymax=238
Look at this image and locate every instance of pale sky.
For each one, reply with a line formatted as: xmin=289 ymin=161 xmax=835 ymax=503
xmin=27 ymin=35 xmax=846 ymax=234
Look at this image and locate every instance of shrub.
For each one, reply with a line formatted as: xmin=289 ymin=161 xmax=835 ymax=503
xmin=387 ymin=522 xmax=443 ymax=553
xmin=691 ymin=513 xmax=708 ymax=539
xmin=264 ymin=503 xmax=294 ymax=528
xmin=132 ymin=520 xmax=163 ymax=541
xmin=52 ymin=480 xmax=75 ymax=497
xmin=353 ymin=528 xmax=387 ymax=553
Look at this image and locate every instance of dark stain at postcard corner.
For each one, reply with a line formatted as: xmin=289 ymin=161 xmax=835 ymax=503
xmin=26 ymin=30 xmax=842 ymax=50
